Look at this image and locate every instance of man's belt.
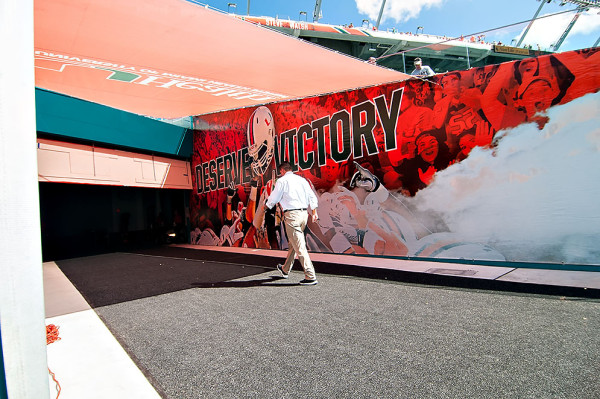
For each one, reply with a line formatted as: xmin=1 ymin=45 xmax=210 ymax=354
xmin=284 ymin=208 xmax=307 ymax=213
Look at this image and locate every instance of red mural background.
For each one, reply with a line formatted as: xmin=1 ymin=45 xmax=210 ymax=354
xmin=191 ymin=48 xmax=600 ymax=263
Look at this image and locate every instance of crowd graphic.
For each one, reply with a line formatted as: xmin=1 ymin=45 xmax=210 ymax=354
xmin=190 ymin=48 xmax=600 ymax=264
xmin=413 ymin=91 xmax=600 ymax=264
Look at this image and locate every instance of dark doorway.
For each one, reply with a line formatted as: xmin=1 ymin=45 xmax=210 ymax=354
xmin=39 ymin=182 xmax=190 ymax=261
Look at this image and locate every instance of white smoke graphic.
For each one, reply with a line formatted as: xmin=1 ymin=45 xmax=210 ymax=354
xmin=411 ymin=92 xmax=600 ymax=265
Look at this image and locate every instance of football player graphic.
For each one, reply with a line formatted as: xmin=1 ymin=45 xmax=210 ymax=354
xmin=246 ymin=106 xmax=275 ymax=177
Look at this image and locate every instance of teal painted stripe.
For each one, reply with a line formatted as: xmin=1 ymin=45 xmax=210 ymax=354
xmin=360 ymin=29 xmax=373 ymax=37
xmin=413 ymin=243 xmax=429 ymax=256
xmin=35 ymin=88 xmax=192 ymax=158
xmin=175 ymin=129 xmax=194 ymax=158
xmin=333 ymin=27 xmax=349 ymax=34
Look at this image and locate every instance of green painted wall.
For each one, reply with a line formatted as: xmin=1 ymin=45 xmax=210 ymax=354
xmin=35 ymin=88 xmax=193 ymax=158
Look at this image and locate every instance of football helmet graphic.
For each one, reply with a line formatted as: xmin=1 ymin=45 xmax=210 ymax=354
xmin=247 ymin=106 xmax=275 ymax=176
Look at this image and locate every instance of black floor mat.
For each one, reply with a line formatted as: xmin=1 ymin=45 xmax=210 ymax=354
xmin=55 ymin=252 xmax=270 ymax=307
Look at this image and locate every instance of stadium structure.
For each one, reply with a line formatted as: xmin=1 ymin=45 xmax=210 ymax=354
xmin=228 ymin=0 xmax=599 ymax=73
xmin=24 ymin=0 xmax=600 ymax=260
xmin=1 ymin=0 xmax=598 ymax=396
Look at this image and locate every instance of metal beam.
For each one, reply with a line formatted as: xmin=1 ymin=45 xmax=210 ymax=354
xmin=375 ymin=0 xmax=387 ymax=30
xmin=381 ymin=41 xmax=406 ymax=57
xmin=553 ymin=5 xmax=585 ymax=51
xmin=516 ymin=0 xmax=546 ymax=47
xmin=313 ymin=0 xmax=322 ymax=22
xmin=559 ymin=0 xmax=599 ymax=8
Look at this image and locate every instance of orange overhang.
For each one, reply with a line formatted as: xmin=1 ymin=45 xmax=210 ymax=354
xmin=34 ymin=0 xmax=409 ymax=119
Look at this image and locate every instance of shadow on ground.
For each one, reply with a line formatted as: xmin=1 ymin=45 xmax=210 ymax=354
xmin=57 ymin=246 xmax=600 ymax=310
xmin=55 ymin=249 xmax=276 ymax=307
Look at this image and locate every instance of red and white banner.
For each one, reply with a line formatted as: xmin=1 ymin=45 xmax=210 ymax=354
xmin=191 ymin=48 xmax=600 ymax=266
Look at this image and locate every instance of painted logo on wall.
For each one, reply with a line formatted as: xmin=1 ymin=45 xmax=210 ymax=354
xmin=35 ymin=50 xmax=288 ymax=103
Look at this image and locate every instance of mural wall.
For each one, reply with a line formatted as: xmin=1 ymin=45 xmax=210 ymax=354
xmin=191 ymin=48 xmax=600 ymax=266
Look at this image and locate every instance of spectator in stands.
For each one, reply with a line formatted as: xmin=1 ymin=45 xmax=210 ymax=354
xmin=411 ymin=58 xmax=435 ymax=77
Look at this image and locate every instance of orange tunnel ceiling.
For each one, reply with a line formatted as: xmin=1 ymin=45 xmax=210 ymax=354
xmin=34 ymin=0 xmax=408 ymax=119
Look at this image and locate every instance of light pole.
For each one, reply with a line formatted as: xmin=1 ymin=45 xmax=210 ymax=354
xmin=362 ymin=19 xmax=370 ymax=28
xmin=416 ymin=26 xmax=424 ymax=34
xmin=313 ymin=0 xmax=322 ymax=22
xmin=299 ymin=11 xmax=307 ymax=21
xmin=227 ymin=2 xmax=236 ymax=13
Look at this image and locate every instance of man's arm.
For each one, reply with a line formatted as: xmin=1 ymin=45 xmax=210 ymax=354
xmin=305 ymin=179 xmax=319 ymax=222
xmin=311 ymin=208 xmax=319 ymax=223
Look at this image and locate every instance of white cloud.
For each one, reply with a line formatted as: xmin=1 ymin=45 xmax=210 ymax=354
xmin=571 ymin=9 xmax=600 ymax=34
xmin=517 ymin=10 xmax=600 ymax=49
xmin=355 ymin=0 xmax=444 ymax=24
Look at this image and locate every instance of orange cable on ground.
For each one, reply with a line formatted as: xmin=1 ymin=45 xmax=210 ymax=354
xmin=46 ymin=324 xmax=62 ymax=398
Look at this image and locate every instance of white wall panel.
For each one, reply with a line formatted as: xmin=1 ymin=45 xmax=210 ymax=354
xmin=38 ymin=139 xmax=192 ymax=189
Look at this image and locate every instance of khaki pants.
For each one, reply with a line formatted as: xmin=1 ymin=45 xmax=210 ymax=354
xmin=281 ymin=210 xmax=316 ymax=280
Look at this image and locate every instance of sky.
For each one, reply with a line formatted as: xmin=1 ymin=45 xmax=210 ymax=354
xmin=194 ymin=0 xmax=600 ymax=52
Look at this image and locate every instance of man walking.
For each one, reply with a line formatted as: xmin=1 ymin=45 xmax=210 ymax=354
xmin=265 ymin=162 xmax=319 ymax=285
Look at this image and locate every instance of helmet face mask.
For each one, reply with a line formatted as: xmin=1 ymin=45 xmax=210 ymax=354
xmin=247 ymin=106 xmax=275 ymax=176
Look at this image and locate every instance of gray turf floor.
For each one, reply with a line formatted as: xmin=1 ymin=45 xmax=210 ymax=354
xmin=58 ymin=252 xmax=600 ymax=399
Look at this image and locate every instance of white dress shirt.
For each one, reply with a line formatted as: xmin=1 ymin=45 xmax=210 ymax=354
xmin=266 ymin=171 xmax=318 ymax=211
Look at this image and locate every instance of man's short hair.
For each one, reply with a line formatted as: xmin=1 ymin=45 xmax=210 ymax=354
xmin=279 ymin=162 xmax=293 ymax=172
